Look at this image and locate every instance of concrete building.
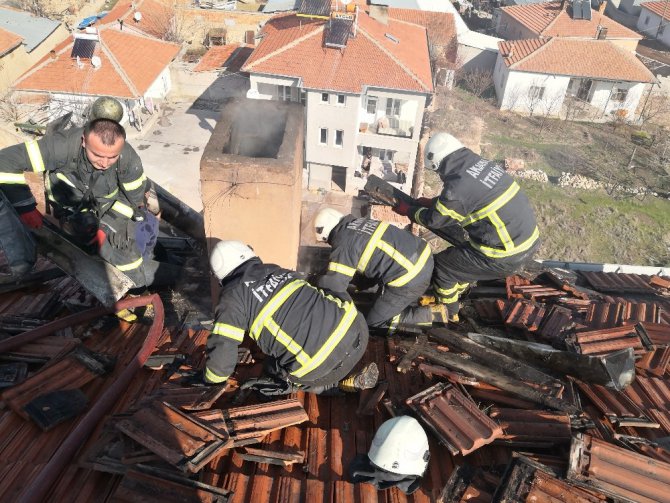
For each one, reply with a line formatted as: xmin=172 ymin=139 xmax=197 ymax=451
xmin=494 ymin=1 xmax=642 ymax=52
xmin=493 ymin=38 xmax=656 ymax=121
xmin=637 ymin=1 xmax=670 ymax=48
xmin=242 ymin=9 xmax=434 ymax=196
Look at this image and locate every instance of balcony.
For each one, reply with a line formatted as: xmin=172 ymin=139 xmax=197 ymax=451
xmin=359 ymin=115 xmax=414 ymax=138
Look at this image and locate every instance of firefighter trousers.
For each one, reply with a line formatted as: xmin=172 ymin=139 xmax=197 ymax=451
xmin=365 ymin=255 xmax=434 ymax=334
xmin=0 ymin=191 xmax=35 ymax=280
xmin=433 ymin=242 xmax=539 ymax=314
xmin=262 ymin=312 xmax=369 ymax=394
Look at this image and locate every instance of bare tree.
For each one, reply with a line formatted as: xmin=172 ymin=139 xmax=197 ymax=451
xmin=639 ymin=89 xmax=670 ymax=127
xmin=534 ymin=92 xmax=562 ymax=138
xmin=459 ymin=68 xmax=493 ymax=98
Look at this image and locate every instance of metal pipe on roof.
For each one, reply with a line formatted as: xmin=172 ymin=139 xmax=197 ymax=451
xmin=16 ymin=294 xmax=165 ymax=503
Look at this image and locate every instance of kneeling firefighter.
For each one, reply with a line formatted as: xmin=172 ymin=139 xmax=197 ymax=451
xmin=203 ymin=240 xmax=379 ymax=395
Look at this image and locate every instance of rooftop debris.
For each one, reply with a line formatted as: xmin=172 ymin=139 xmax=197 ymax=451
xmin=0 ymin=259 xmax=669 ymax=501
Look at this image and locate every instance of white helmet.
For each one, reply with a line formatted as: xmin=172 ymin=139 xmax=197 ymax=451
xmin=368 ymin=416 xmax=430 ymax=476
xmin=210 ymin=240 xmax=256 ymax=281
xmin=314 ymin=208 xmax=344 ymax=243
xmin=424 ymin=132 xmax=464 ymax=171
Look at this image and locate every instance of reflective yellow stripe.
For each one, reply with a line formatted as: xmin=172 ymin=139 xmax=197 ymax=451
xmin=25 ymin=140 xmax=45 ymax=173
xmin=378 ymin=240 xmax=414 ymax=271
xmin=471 ymin=226 xmax=539 ymax=258
xmin=212 ymin=322 xmax=245 ymax=342
xmin=462 ymin=182 xmax=520 ymax=226
xmin=388 ymin=244 xmax=432 ymax=287
xmin=328 ymin=262 xmax=356 ymax=277
xmin=0 ymin=173 xmax=27 ymax=184
xmin=103 ymin=188 xmax=119 ymax=199
xmin=250 ymin=280 xmax=304 ymax=340
xmin=111 ymin=200 xmax=134 ymax=218
xmin=435 ymin=199 xmax=465 ymax=221
xmin=266 ymin=318 xmax=310 ymax=366
xmin=123 ymin=173 xmax=146 ymax=192
xmin=56 ymin=173 xmax=77 ymax=188
xmin=204 ymin=367 xmax=229 ymax=383
xmin=291 ymin=301 xmax=357 ymax=378
xmin=357 ymin=222 xmax=388 ymax=273
xmin=115 ymin=256 xmax=143 ymax=271
xmin=436 ymin=282 xmax=469 ymax=303
xmin=388 ymin=313 xmax=401 ymax=335
xmin=414 ymin=207 xmax=427 ymax=226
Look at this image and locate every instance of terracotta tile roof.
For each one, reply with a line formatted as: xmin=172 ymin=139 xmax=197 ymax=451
xmin=193 ymin=44 xmax=240 ymax=72
xmin=501 ymin=1 xmax=641 ymax=39
xmin=640 ymin=1 xmax=670 ymax=21
xmin=499 ymin=38 xmax=655 ymax=82
xmin=387 ymin=8 xmax=456 ymax=47
xmin=99 ymin=0 xmax=174 ymax=39
xmin=13 ymin=26 xmax=180 ymax=98
xmin=243 ymin=12 xmax=432 ymax=94
xmin=0 ymin=26 xmax=21 ymax=56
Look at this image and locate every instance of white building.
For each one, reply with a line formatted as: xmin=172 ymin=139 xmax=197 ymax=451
xmin=493 ymin=37 xmax=656 ymax=121
xmin=637 ymin=1 xmax=670 ymax=48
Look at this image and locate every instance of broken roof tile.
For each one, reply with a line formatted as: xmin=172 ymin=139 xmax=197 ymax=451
xmin=406 ymin=383 xmax=504 ymax=456
xmin=580 ymin=271 xmax=657 ymax=294
xmin=489 ymin=408 xmax=572 ymax=447
xmin=503 ymin=299 xmax=546 ymax=332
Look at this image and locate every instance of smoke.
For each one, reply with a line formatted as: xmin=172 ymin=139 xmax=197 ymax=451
xmin=223 ymin=101 xmax=287 ymax=159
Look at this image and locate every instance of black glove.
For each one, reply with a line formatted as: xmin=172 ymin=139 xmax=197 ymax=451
xmin=239 ymin=377 xmax=296 ymax=396
xmin=177 ymin=369 xmax=212 ymax=387
xmin=109 ymin=219 xmax=134 ymax=250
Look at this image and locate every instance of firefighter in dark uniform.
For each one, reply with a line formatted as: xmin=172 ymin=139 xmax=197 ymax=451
xmin=0 ymin=97 xmax=158 ymax=288
xmin=394 ymin=132 xmax=540 ymax=321
xmin=313 ymin=208 xmax=445 ymax=333
xmin=204 ymin=240 xmax=378 ymax=394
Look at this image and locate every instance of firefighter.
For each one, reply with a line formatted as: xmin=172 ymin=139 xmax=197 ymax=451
xmin=203 ymin=240 xmax=378 ymax=395
xmin=393 ymin=132 xmax=540 ymax=321
xmin=0 ymin=97 xmax=158 ymax=288
xmin=314 ymin=208 xmax=445 ymax=334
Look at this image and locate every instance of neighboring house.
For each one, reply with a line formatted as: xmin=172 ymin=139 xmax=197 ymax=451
xmin=495 ymin=1 xmax=642 ymax=52
xmin=242 ymin=9 xmax=433 ymax=195
xmin=12 ymin=25 xmax=180 ymax=126
xmin=0 ymin=8 xmax=69 ymax=94
xmin=637 ymin=1 xmax=670 ymax=48
xmin=493 ymin=37 xmax=656 ymax=121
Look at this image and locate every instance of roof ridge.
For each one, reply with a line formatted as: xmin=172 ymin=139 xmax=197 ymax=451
xmin=99 ymin=32 xmax=139 ymax=97
xmin=539 ymin=5 xmax=564 ymax=36
xmin=509 ymin=38 xmax=551 ymax=69
xmin=358 ymin=25 xmax=431 ymax=92
xmin=244 ymin=21 xmax=324 ymax=72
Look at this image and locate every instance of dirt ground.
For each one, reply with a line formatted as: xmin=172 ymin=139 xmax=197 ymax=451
xmin=424 ymin=85 xmax=670 ymax=266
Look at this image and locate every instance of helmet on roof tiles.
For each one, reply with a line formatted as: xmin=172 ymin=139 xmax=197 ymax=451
xmin=314 ymin=207 xmax=344 ymax=243
xmin=89 ymin=96 xmax=124 ymax=123
xmin=424 ymin=132 xmax=464 ymax=171
xmin=210 ymin=240 xmax=257 ymax=281
xmin=367 ymin=416 xmax=430 ymax=477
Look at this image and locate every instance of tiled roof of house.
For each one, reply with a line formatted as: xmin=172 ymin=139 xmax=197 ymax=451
xmin=500 ymin=2 xmax=641 ymax=39
xmin=0 ymin=7 xmax=61 ymax=52
xmin=13 ymin=27 xmax=180 ymax=98
xmin=194 ymin=44 xmax=241 ymax=72
xmin=387 ymin=8 xmax=456 ymax=47
xmin=640 ymin=1 xmax=670 ymax=21
xmin=499 ymin=38 xmax=655 ymax=82
xmin=242 ymin=11 xmax=433 ymax=94
xmin=0 ymin=26 xmax=21 ymax=57
xmin=99 ymin=0 xmax=175 ymax=39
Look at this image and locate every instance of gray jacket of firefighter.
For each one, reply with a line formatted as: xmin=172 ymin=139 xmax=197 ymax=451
xmin=205 ymin=258 xmax=366 ymax=385
xmin=317 ymin=215 xmax=432 ymax=294
xmin=408 ymin=148 xmax=539 ymax=260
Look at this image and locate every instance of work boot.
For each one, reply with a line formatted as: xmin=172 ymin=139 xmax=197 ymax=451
xmin=431 ymin=304 xmax=448 ymax=325
xmin=339 ymin=362 xmax=379 ymax=393
xmin=419 ymin=295 xmax=436 ymax=306
xmin=115 ymin=308 xmax=137 ymax=323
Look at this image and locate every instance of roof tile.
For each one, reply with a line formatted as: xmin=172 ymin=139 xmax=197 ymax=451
xmin=640 ymin=1 xmax=670 ymax=21
xmin=0 ymin=26 xmax=21 ymax=56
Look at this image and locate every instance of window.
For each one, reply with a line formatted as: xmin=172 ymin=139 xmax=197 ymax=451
xmin=528 ymin=86 xmax=545 ymax=99
xmin=319 ymin=127 xmax=328 ymax=145
xmin=644 ymin=16 xmax=649 ymax=25
xmin=386 ymin=98 xmax=401 ymax=116
xmin=278 ymin=85 xmax=291 ymax=102
xmin=321 ymin=93 xmax=329 ymax=103
xmin=366 ymin=96 xmax=377 ymax=114
xmin=337 ymin=94 xmax=346 ymax=105
xmin=659 ymin=24 xmax=665 ymax=36
xmin=612 ymin=87 xmax=628 ymax=102
xmin=335 ymin=129 xmax=343 ymax=147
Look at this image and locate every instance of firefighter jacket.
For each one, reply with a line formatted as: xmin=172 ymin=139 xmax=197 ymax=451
xmin=317 ymin=215 xmax=432 ymax=294
xmin=408 ymin=148 xmax=539 ymax=260
xmin=205 ymin=259 xmax=363 ymax=385
xmin=0 ymin=126 xmax=147 ymax=223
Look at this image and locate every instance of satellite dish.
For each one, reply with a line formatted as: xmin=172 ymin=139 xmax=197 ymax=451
xmin=133 ymin=11 xmax=142 ymax=22
xmin=91 ymin=56 xmax=102 ymax=68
